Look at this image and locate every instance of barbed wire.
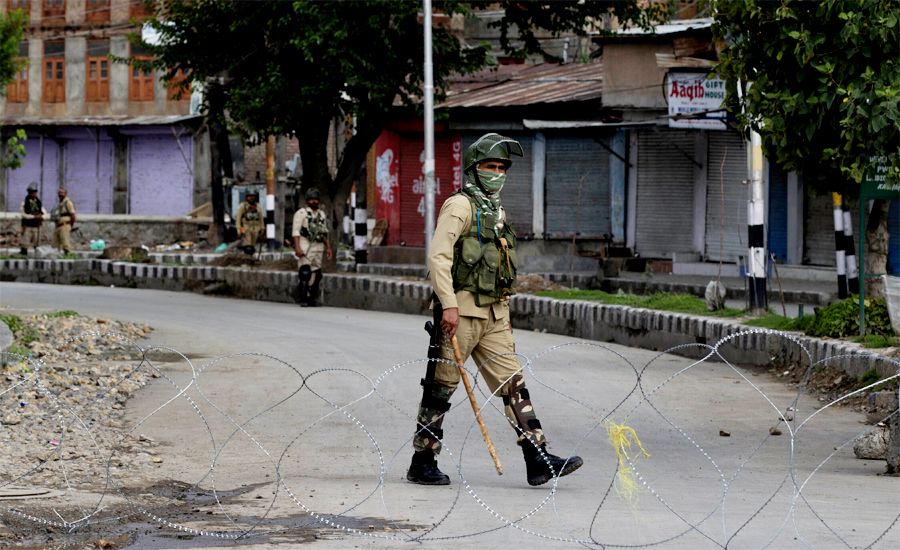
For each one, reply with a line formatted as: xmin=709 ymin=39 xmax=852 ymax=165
xmin=0 ymin=328 xmax=898 ymax=548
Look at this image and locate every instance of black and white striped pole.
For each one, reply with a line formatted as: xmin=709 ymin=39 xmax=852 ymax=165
xmin=843 ymin=202 xmax=859 ymax=295
xmin=833 ymin=193 xmax=848 ymax=299
xmin=354 ymin=186 xmax=368 ymax=264
xmin=265 ymin=135 xmax=276 ymax=250
xmin=747 ymin=129 xmax=768 ymax=314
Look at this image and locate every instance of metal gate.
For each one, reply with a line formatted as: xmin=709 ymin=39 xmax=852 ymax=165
xmin=768 ymin=163 xmax=788 ymax=262
xmin=460 ymin=133 xmax=533 ymax=237
xmin=634 ymin=130 xmax=695 ymax=258
xmin=705 ymin=131 xmax=747 ymax=262
xmin=64 ymin=139 xmax=114 ymax=214
xmin=805 ymin=193 xmax=860 ymax=267
xmin=544 ymin=135 xmax=610 ymax=239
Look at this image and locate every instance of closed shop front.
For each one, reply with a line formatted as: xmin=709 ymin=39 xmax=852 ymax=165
xmin=768 ymin=163 xmax=789 ymax=262
xmin=705 ymin=131 xmax=747 ymax=262
xmin=804 ymin=193 xmax=859 ymax=267
xmin=5 ymin=138 xmax=60 ymax=211
xmin=545 ymin=135 xmax=610 ymax=239
xmin=397 ymin=133 xmax=462 ymax=247
xmin=634 ymin=129 xmax=695 ymax=258
xmin=461 ymin=133 xmax=534 ymax=237
xmin=64 ymin=139 xmax=114 ymax=214
xmin=129 ymin=132 xmax=193 ymax=215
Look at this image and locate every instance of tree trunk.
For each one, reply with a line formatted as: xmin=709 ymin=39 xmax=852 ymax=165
xmin=864 ymin=199 xmax=890 ymax=299
xmin=294 ymin=108 xmax=385 ymax=272
xmin=206 ymin=86 xmax=232 ymax=246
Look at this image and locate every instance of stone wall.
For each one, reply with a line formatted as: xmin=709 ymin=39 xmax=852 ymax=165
xmin=0 ymin=214 xmax=211 ymax=248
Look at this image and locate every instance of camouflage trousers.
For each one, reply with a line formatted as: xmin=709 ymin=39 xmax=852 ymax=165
xmin=413 ymin=310 xmax=546 ymax=454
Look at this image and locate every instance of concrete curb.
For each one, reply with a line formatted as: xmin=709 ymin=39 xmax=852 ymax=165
xmin=0 ymin=258 xmax=895 ymax=381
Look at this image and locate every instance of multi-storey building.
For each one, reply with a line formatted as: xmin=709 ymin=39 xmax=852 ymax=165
xmin=0 ymin=0 xmax=208 ymax=217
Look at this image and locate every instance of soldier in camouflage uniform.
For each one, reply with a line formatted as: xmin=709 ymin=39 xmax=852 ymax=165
xmin=236 ymin=188 xmax=264 ymax=255
xmin=292 ymin=188 xmax=332 ymax=307
xmin=19 ymin=184 xmax=47 ymax=256
xmin=409 ymin=134 xmax=583 ymax=487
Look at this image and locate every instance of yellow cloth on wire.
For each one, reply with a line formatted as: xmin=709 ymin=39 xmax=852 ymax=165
xmin=606 ymin=419 xmax=650 ymax=512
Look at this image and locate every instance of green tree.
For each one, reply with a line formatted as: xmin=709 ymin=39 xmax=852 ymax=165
xmin=713 ymin=0 xmax=900 ymax=295
xmin=0 ymin=8 xmax=28 ymax=171
xmin=126 ymin=0 xmax=662 ymax=259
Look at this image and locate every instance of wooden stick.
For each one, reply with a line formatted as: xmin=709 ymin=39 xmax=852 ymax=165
xmin=451 ymin=335 xmax=503 ymax=475
xmin=771 ymin=253 xmax=787 ymax=317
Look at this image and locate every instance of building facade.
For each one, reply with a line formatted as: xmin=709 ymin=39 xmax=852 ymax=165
xmin=0 ymin=0 xmax=208 ymax=216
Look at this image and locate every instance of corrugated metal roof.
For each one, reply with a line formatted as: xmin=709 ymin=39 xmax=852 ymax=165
xmin=610 ymin=18 xmax=713 ymax=36
xmin=523 ymin=119 xmax=658 ymax=129
xmin=0 ymin=114 xmax=201 ymax=126
xmin=438 ymin=63 xmax=603 ymax=108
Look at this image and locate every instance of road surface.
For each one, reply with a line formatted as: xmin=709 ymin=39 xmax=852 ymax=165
xmin=1 ymin=282 xmax=897 ymax=549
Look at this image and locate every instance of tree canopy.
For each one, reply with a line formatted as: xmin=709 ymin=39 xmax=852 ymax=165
xmin=712 ymin=0 xmax=899 ymax=194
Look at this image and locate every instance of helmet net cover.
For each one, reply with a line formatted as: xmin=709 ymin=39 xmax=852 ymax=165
xmin=246 ymin=188 xmax=259 ymax=197
xmin=464 ymin=133 xmax=524 ymax=173
xmin=306 ymin=188 xmax=321 ymax=200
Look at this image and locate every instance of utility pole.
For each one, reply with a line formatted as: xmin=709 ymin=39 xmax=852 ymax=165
xmin=423 ymin=0 xmax=436 ymax=258
xmin=747 ymin=129 xmax=768 ymax=314
xmin=265 ymin=135 xmax=276 ymax=250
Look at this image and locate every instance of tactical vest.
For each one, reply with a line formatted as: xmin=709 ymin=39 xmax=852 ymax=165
xmin=23 ymin=198 xmax=42 ymax=227
xmin=301 ymin=209 xmax=328 ymax=243
xmin=242 ymin=203 xmax=261 ymax=223
xmin=451 ymin=193 xmax=517 ymax=306
xmin=50 ymin=199 xmax=72 ymax=222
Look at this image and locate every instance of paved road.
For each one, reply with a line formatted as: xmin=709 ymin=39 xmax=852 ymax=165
xmin=1 ymin=283 xmax=897 ymax=550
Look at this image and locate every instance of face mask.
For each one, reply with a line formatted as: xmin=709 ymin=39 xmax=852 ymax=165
xmin=476 ymin=170 xmax=506 ymax=194
xmin=309 ymin=201 xmax=319 ymax=210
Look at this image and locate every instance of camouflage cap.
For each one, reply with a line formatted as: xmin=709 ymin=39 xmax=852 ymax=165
xmin=27 ymin=184 xmax=38 ymax=192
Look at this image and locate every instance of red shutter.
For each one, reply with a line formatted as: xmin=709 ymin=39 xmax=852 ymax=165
xmin=398 ymin=133 xmax=462 ymax=247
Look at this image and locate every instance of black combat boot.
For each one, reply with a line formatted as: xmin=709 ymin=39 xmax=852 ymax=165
xmin=296 ymin=281 xmax=310 ymax=307
xmin=521 ymin=442 xmax=583 ymax=486
xmin=407 ymin=450 xmax=450 ymax=485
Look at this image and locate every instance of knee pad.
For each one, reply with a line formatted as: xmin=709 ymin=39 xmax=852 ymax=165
xmin=299 ymin=265 xmax=312 ymax=283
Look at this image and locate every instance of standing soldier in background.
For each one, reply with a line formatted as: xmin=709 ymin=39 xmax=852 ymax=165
xmin=292 ymin=188 xmax=332 ymax=307
xmin=20 ymin=184 xmax=47 ymax=256
xmin=236 ymin=188 xmax=264 ymax=255
xmin=50 ymin=188 xmax=76 ymax=254
xmin=409 ymin=133 xmax=583 ymax=487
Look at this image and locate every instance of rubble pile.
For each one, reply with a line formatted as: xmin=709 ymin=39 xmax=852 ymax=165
xmin=1 ymin=312 xmax=161 ymax=489
xmin=516 ymin=274 xmax=569 ymax=294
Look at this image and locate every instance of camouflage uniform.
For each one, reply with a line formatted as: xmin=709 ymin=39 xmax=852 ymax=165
xmin=236 ymin=200 xmax=264 ymax=247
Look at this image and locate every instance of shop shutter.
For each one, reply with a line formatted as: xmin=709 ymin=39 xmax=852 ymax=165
xmin=888 ymin=200 xmax=900 ymax=275
xmin=634 ymin=130 xmax=695 ymax=258
xmin=5 ymin=139 xmax=57 ymax=212
xmin=544 ymin=135 xmax=610 ymax=239
xmin=705 ymin=132 xmax=748 ymax=262
xmin=460 ymin=133 xmax=534 ymax=237
xmin=768 ymin=163 xmax=789 ymax=262
xmin=64 ymin=139 xmax=114 ymax=214
xmin=804 ymin=193 xmax=859 ymax=267
xmin=129 ymin=134 xmax=193 ymax=215
xmin=398 ymin=133 xmax=461 ymax=247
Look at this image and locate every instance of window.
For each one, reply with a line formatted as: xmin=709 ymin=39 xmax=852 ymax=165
xmin=85 ymin=0 xmax=110 ymax=23
xmin=129 ymin=45 xmax=154 ymax=101
xmin=130 ymin=0 xmax=153 ymax=20
xmin=167 ymin=68 xmax=191 ymax=101
xmin=9 ymin=0 xmax=30 ymax=12
xmin=85 ymin=40 xmax=110 ymax=102
xmin=43 ymin=41 xmax=65 ymax=103
xmin=43 ymin=0 xmax=65 ymax=25
xmin=6 ymin=43 xmax=29 ymax=103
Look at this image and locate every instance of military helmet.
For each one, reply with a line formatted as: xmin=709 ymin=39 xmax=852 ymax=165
xmin=27 ymin=183 xmax=38 ymax=193
xmin=245 ymin=188 xmax=259 ymax=198
xmin=463 ymin=133 xmax=524 ymax=174
xmin=305 ymin=188 xmax=321 ymax=201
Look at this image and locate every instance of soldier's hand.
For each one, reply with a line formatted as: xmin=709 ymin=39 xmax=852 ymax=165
xmin=294 ymin=247 xmax=303 ymax=259
xmin=239 ymin=228 xmax=245 ymax=235
xmin=326 ymin=247 xmax=333 ymax=261
xmin=441 ymin=308 xmax=460 ymax=338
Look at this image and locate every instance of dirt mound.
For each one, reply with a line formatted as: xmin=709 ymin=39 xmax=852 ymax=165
xmin=208 ymin=254 xmax=259 ymax=267
xmin=262 ymin=257 xmax=300 ymax=271
xmin=516 ymin=274 xmax=569 ymax=294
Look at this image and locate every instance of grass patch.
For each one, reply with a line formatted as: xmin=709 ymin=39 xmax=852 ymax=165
xmin=534 ymin=289 xmax=743 ymax=317
xmin=0 ymin=314 xmax=24 ymax=334
xmin=44 ymin=310 xmax=79 ymax=318
xmin=853 ymin=334 xmax=897 ymax=348
xmin=743 ymin=314 xmax=814 ymax=332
